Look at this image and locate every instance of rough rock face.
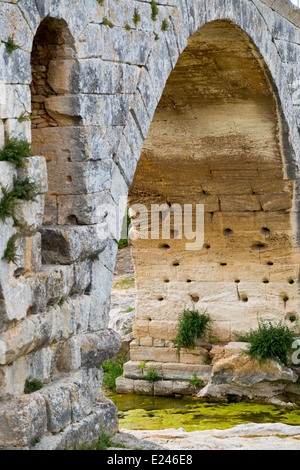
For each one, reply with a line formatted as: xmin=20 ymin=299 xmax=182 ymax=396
xmin=0 ymin=0 xmax=299 ymax=449
xmin=199 ymin=353 xmax=298 ymax=402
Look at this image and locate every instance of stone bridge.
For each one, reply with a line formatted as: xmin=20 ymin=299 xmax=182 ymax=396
xmin=0 ymin=0 xmax=299 ymax=449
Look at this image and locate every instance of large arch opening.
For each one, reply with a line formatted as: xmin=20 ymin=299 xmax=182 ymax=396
xmin=30 ymin=17 xmax=81 ymax=248
xmin=125 ymin=20 xmax=300 ymax=370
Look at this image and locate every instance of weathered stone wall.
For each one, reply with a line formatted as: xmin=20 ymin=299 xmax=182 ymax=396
xmin=0 ymin=0 xmax=299 ymax=449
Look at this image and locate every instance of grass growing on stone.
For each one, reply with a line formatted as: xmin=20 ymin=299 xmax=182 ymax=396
xmin=144 ymin=366 xmax=162 ymax=383
xmin=5 ymin=36 xmax=20 ymax=54
xmin=236 ymin=319 xmax=297 ymax=366
xmin=114 ymin=277 xmax=135 ymax=290
xmin=173 ymin=309 xmax=212 ymax=353
xmin=24 ymin=379 xmax=44 ymax=394
xmin=0 ymin=177 xmax=39 ymax=231
xmin=151 ymin=1 xmax=159 ymax=21
xmin=78 ymin=432 xmax=126 ymax=450
xmin=119 ymin=307 xmax=135 ymax=314
xmin=102 ymin=355 xmax=127 ymax=392
xmin=188 ymin=373 xmax=204 ymax=388
xmin=2 ymin=234 xmax=19 ymax=264
xmin=161 ymin=19 xmax=169 ymax=31
xmin=133 ymin=8 xmax=141 ymax=26
xmin=0 ymin=138 xmax=32 ymax=168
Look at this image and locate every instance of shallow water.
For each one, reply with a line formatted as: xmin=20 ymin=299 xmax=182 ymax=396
xmin=109 ymin=393 xmax=300 ymax=432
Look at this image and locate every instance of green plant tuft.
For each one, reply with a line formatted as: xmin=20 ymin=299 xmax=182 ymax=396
xmin=24 ymin=379 xmax=44 ymax=394
xmin=154 ymin=32 xmax=160 ymax=41
xmin=0 ymin=177 xmax=39 ymax=222
xmin=173 ymin=309 xmax=212 ymax=353
xmin=0 ymin=137 xmax=32 ymax=168
xmin=102 ymin=355 xmax=127 ymax=392
xmin=161 ymin=19 xmax=169 ymax=31
xmin=151 ymin=1 xmax=159 ymax=21
xmin=97 ymin=0 xmax=104 ymax=5
xmin=18 ymin=112 xmax=31 ymax=123
xmin=114 ymin=277 xmax=135 ymax=290
xmin=144 ymin=365 xmax=162 ymax=382
xmin=77 ymin=432 xmax=126 ymax=450
xmin=236 ymin=318 xmax=297 ymax=366
xmin=125 ymin=24 xmax=131 ymax=31
xmin=101 ymin=16 xmax=114 ymax=28
xmin=133 ymin=8 xmax=141 ymax=26
xmin=5 ymin=36 xmax=20 ymax=54
xmin=188 ymin=373 xmax=204 ymax=388
xmin=2 ymin=234 xmax=19 ymax=265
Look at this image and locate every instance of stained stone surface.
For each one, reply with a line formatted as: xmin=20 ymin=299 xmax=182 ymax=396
xmin=0 ymin=0 xmax=299 ymax=450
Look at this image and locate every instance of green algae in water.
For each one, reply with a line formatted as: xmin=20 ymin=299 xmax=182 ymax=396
xmin=108 ymin=394 xmax=300 ymax=432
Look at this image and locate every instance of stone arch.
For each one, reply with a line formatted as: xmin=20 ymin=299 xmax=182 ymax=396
xmin=124 ymin=19 xmax=300 ymax=372
xmin=30 ymin=16 xmax=80 ymax=230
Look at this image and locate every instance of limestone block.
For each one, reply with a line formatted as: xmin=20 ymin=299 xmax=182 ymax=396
xmin=0 ymin=257 xmax=32 ymax=327
xmin=115 ymin=377 xmax=134 ymax=394
xmin=46 ymin=159 xmax=115 ymax=196
xmin=161 ymin=363 xmax=212 ymax=382
xmin=134 ymin=380 xmax=154 ymax=395
xmin=13 ymin=194 xmax=45 ymax=234
xmin=57 ymin=192 xmax=112 ymax=225
xmin=41 ymin=385 xmax=72 ymax=433
xmin=0 ymin=394 xmax=47 ymax=448
xmin=0 ymin=316 xmax=35 ymax=365
xmin=18 ymin=156 xmax=48 ymax=194
xmin=100 ymin=26 xmax=153 ymax=65
xmin=89 ymin=251 xmax=116 ymax=331
xmin=123 ymin=361 xmax=143 ymax=379
xmin=0 ymin=85 xmax=31 ymax=120
xmin=57 ymin=336 xmax=81 ymax=372
xmin=31 ymin=126 xmax=121 ymax=163
xmin=259 ymin=193 xmax=291 ymax=211
xmin=149 ymin=320 xmax=178 ymax=341
xmin=4 ymin=118 xmax=31 ymax=144
xmin=224 ymin=342 xmax=249 ymax=358
xmin=0 ymin=161 xmax=17 ymax=194
xmin=80 ymin=329 xmax=121 ymax=368
xmin=71 ymin=260 xmax=92 ymax=295
xmin=28 ymin=265 xmax=73 ymax=313
xmin=172 ymin=381 xmax=195 ymax=395
xmin=199 ymin=354 xmax=298 ymax=401
xmin=139 ymin=337 xmax=153 ymax=347
xmin=47 ymin=60 xmax=78 ymax=94
xmin=179 ymin=350 xmax=208 ymax=365
xmin=71 ymin=295 xmax=91 ymax=334
xmin=40 ymin=225 xmax=107 ymax=265
xmin=78 ymin=59 xmax=140 ymax=95
xmin=79 ymin=94 xmax=131 ymax=127
xmin=69 ymin=382 xmax=93 ymax=422
xmin=154 ymin=380 xmax=174 ymax=396
xmin=132 ymin=319 xmax=150 ymax=337
xmin=130 ymin=346 xmax=179 ymax=363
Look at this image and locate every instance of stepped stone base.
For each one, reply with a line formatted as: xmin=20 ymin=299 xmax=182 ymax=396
xmin=116 ymin=361 xmax=213 ymax=396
